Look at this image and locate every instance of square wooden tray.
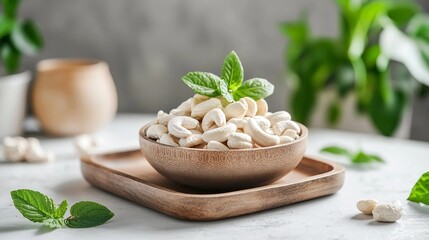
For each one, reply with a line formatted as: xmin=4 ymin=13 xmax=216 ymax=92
xmin=81 ymin=150 xmax=345 ymax=221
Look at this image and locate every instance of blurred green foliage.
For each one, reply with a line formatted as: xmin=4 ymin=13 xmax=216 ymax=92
xmin=0 ymin=0 xmax=43 ymax=74
xmin=280 ymin=0 xmax=429 ymax=136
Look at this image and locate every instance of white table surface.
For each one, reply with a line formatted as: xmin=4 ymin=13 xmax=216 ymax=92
xmin=1 ymin=114 xmax=429 ymax=240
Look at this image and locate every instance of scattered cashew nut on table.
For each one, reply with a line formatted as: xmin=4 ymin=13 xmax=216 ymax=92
xmin=356 ymin=199 xmax=404 ymax=222
xmin=2 ymin=136 xmax=54 ymax=163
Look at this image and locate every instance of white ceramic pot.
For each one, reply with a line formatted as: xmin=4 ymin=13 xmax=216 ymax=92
xmin=310 ymin=88 xmax=412 ymax=138
xmin=0 ymin=71 xmax=31 ymax=139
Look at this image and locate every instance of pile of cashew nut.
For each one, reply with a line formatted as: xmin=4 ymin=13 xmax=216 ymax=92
xmin=145 ymin=94 xmax=301 ymax=150
xmin=2 ymin=136 xmax=55 ymax=163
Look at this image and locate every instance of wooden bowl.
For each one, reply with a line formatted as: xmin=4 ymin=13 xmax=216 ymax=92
xmin=139 ymin=123 xmax=308 ymax=191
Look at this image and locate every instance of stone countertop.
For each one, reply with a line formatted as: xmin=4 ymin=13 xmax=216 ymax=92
xmin=1 ymin=114 xmax=428 ymax=240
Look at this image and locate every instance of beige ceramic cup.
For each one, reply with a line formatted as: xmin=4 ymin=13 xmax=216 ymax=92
xmin=32 ymin=59 xmax=118 ymax=136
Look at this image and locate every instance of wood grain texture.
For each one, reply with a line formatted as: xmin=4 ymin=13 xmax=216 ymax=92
xmin=139 ymin=123 xmax=308 ymax=190
xmin=81 ymin=150 xmax=345 ymax=221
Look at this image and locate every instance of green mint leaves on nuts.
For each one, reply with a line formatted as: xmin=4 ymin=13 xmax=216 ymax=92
xmin=181 ymin=51 xmax=274 ymax=102
xmin=320 ymin=146 xmax=384 ymax=164
xmin=221 ymin=50 xmax=244 ymax=91
xmin=408 ymin=172 xmax=429 ymax=206
xmin=10 ymin=189 xmax=114 ymax=229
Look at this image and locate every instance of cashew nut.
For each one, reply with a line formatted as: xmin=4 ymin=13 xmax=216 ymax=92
xmin=146 ymin=124 xmax=168 ymax=140
xmin=243 ymin=97 xmax=257 ymax=117
xmin=202 ymin=123 xmax=237 ymax=143
xmin=227 ymin=132 xmax=253 ymax=149
xmin=227 ymin=132 xmax=252 ymax=143
xmin=356 ymin=199 xmax=378 ymax=215
xmin=190 ymin=129 xmax=203 ymax=135
xmin=167 ymin=116 xmax=200 ymax=138
xmin=253 ymin=116 xmax=271 ymax=130
xmin=159 ymin=134 xmax=179 ymax=147
xmin=372 ymin=201 xmax=404 ymax=222
xmin=202 ymin=108 xmax=226 ymax=132
xmin=74 ymin=134 xmax=97 ymax=156
xmin=207 ymin=141 xmax=229 ymax=150
xmin=223 ymin=99 xmax=248 ymax=120
xmin=244 ymin=118 xmax=279 ymax=147
xmin=179 ymin=134 xmax=204 ymax=148
xmin=227 ymin=118 xmax=248 ymax=129
xmin=272 ymin=120 xmax=301 ymax=136
xmin=256 ymin=99 xmax=268 ymax=116
xmin=176 ymin=98 xmax=192 ymax=112
xmin=266 ymin=111 xmax=292 ymax=126
xmin=191 ymin=98 xmax=222 ymax=119
xmin=157 ymin=110 xmax=175 ymax=125
xmin=279 ymin=135 xmax=294 ymax=144
xmin=191 ymin=94 xmax=210 ymax=109
xmin=25 ymin=138 xmax=54 ymax=163
xmin=2 ymin=136 xmax=28 ymax=162
xmin=282 ymin=129 xmax=299 ymax=139
xmin=170 ymin=108 xmax=190 ymax=117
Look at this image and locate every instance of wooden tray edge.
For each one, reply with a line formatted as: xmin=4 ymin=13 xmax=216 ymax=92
xmin=81 ymin=150 xmax=345 ymax=221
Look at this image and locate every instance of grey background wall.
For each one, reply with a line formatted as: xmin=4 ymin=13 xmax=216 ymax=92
xmin=20 ymin=0 xmax=429 ymax=141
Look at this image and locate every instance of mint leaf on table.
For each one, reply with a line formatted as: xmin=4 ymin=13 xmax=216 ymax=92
xmin=10 ymin=189 xmax=56 ymax=223
xmin=181 ymin=72 xmax=222 ymax=97
xmin=408 ymin=172 xmax=429 ymax=205
xmin=233 ymin=78 xmax=274 ymax=101
xmin=320 ymin=145 xmax=384 ymax=165
xmin=320 ymin=146 xmax=352 ymax=157
xmin=65 ymin=201 xmax=114 ymax=228
xmin=11 ymin=189 xmax=114 ymax=229
xmin=351 ymin=151 xmax=384 ymax=164
xmin=221 ymin=50 xmax=244 ymax=91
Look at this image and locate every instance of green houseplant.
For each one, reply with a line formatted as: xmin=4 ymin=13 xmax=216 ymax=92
xmin=0 ymin=0 xmax=43 ymax=138
xmin=280 ymin=0 xmax=429 ymax=136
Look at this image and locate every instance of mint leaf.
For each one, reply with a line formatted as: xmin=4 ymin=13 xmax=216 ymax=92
xmin=54 ymin=199 xmax=68 ymax=219
xmin=182 ymin=72 xmax=222 ymax=97
xmin=320 ymin=146 xmax=385 ymax=165
xmin=65 ymin=201 xmax=114 ymax=228
xmin=43 ymin=218 xmax=65 ymax=229
xmin=221 ymin=51 xmax=243 ymax=91
xmin=320 ymin=146 xmax=352 ymax=157
xmin=366 ymin=154 xmax=384 ymax=163
xmin=233 ymin=78 xmax=274 ymax=101
xmin=352 ymin=151 xmax=385 ymax=164
xmin=352 ymin=151 xmax=374 ymax=164
xmin=11 ymin=189 xmax=56 ymax=223
xmin=218 ymin=80 xmax=234 ymax=102
xmin=408 ymin=172 xmax=429 ymax=205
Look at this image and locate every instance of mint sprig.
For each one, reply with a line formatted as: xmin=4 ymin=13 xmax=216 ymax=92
xmin=320 ymin=146 xmax=384 ymax=164
xmin=181 ymin=51 xmax=274 ymax=102
xmin=10 ymin=189 xmax=114 ymax=229
xmin=408 ymin=172 xmax=429 ymax=206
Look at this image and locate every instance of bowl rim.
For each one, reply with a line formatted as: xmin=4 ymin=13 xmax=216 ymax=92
xmin=139 ymin=122 xmax=308 ymax=152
